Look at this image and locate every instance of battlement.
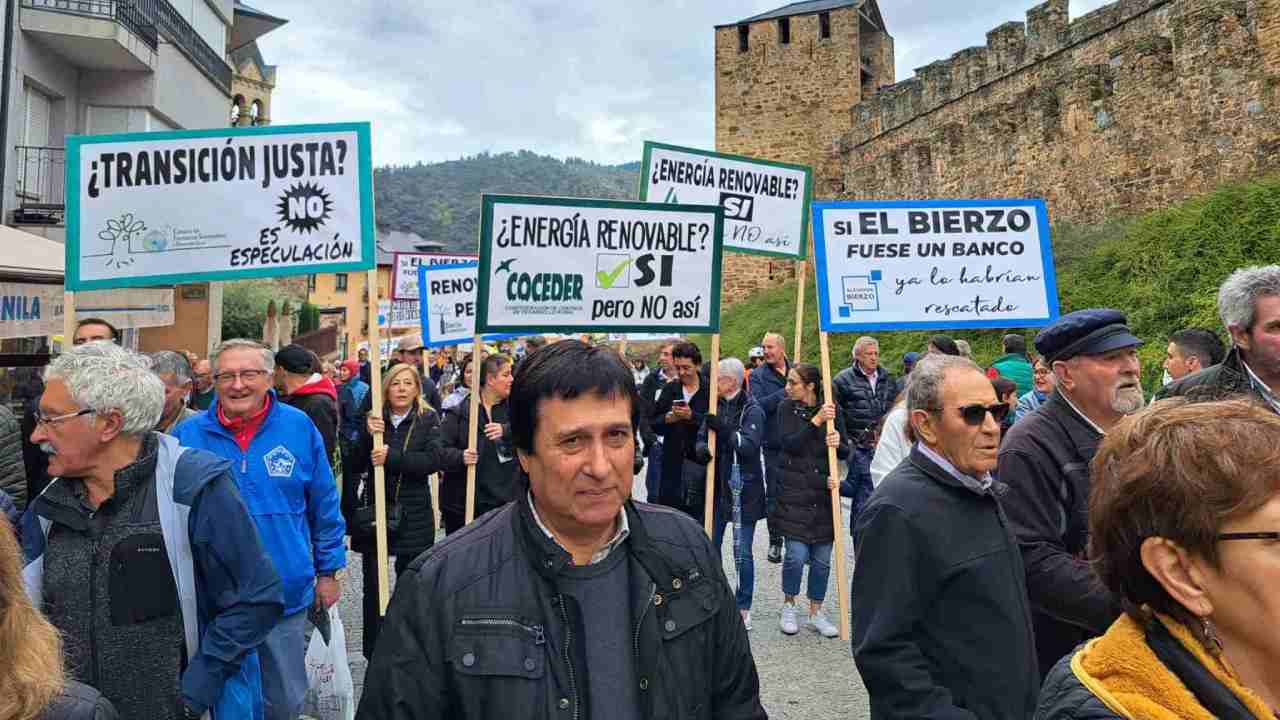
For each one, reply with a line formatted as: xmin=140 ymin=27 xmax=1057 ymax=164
xmin=845 ymin=0 xmax=1170 ymax=147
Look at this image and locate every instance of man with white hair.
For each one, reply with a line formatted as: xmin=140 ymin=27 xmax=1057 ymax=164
xmin=174 ymin=339 xmax=346 ymax=720
xmin=149 ymin=351 xmax=199 ymax=435
xmin=832 ymin=336 xmax=897 ymax=531
xmin=694 ymin=357 xmax=766 ymax=630
xmin=21 ymin=342 xmax=283 ymax=719
xmin=1159 ymin=265 xmax=1280 ymax=410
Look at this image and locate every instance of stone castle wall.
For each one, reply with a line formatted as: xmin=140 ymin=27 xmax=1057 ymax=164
xmin=715 ymin=0 xmax=1280 ymax=304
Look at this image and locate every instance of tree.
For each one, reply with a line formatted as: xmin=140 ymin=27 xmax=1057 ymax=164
xmin=222 ymin=281 xmax=302 ymax=342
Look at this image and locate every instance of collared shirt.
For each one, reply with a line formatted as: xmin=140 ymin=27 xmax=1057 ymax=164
xmin=528 ymin=492 xmax=630 ymax=565
xmin=1057 ymin=389 xmax=1107 ymax=437
xmin=1242 ymin=359 xmax=1280 ymax=414
xmin=857 ymin=362 xmax=878 ymax=393
xmin=917 ymin=442 xmax=992 ymax=493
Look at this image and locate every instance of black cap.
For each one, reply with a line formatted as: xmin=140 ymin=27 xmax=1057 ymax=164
xmin=1035 ymin=309 xmax=1142 ymax=365
xmin=275 ymin=344 xmax=313 ymax=374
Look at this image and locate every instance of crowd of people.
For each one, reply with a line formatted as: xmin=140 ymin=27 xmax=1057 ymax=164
xmin=3 ymin=265 xmax=1280 ymax=719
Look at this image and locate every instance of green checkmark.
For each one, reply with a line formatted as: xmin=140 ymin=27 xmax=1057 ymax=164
xmin=596 ymin=257 xmax=632 ymax=288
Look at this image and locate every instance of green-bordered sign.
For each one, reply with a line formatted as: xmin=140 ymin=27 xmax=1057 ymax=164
xmin=476 ymin=195 xmax=723 ymax=334
xmin=66 ymin=122 xmax=375 ymax=291
xmin=640 ymin=141 xmax=811 ymax=260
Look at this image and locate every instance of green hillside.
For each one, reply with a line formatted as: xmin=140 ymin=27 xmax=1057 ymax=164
xmin=375 ymin=151 xmax=639 ymax=251
xmin=695 ymin=177 xmax=1280 ymax=393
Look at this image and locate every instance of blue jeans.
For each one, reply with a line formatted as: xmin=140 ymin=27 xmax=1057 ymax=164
xmin=782 ymin=539 xmax=833 ymax=603
xmin=260 ymin=610 xmax=308 ymax=720
xmin=711 ymin=513 xmax=757 ymax=610
xmin=644 ymin=442 xmax=664 ymax=503
xmin=844 ymin=446 xmax=875 ymax=525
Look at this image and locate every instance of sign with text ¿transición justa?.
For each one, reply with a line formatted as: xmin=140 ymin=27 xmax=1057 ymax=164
xmin=392 ymin=251 xmax=478 ymax=300
xmin=418 ymin=262 xmax=519 ymax=348
xmin=812 ymin=199 xmax=1060 ymax=332
xmin=640 ymin=142 xmax=811 ymax=260
xmin=65 ymin=122 xmax=375 ymax=291
xmin=476 ymin=195 xmax=724 ymax=334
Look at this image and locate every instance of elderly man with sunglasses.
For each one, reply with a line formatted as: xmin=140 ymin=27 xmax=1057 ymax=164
xmin=852 ymin=353 xmax=1038 ymax=719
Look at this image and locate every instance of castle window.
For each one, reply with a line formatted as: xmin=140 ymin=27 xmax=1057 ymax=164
xmin=335 ymin=273 xmax=349 ymax=292
xmin=738 ymin=24 xmax=749 ymax=52
xmin=778 ymin=17 xmax=790 ymax=45
xmin=819 ymin=12 xmax=831 ymax=39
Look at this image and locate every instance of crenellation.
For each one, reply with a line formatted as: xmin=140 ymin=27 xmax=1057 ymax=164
xmin=987 ymin=22 xmax=1029 ymax=74
xmin=1027 ymin=0 xmax=1070 ymax=58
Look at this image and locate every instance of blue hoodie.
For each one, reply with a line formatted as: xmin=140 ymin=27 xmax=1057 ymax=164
xmin=174 ymin=392 xmax=346 ymax=615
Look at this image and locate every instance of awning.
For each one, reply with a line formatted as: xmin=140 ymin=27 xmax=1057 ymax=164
xmin=0 ymin=225 xmax=63 ymax=281
xmin=229 ymin=1 xmax=288 ymax=53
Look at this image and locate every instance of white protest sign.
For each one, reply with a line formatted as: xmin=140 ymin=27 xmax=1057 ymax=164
xmin=391 ymin=252 xmax=476 ymax=300
xmin=476 ymin=195 xmax=723 ymax=334
xmin=377 ymin=299 xmax=419 ymax=329
xmin=640 ymin=142 xmax=811 ymax=259
xmin=66 ymin=122 xmax=375 ymax=291
xmin=813 ymin=200 xmax=1059 ymax=332
xmin=418 ymin=262 xmax=518 ymax=348
xmin=0 ymin=284 xmax=174 ymax=339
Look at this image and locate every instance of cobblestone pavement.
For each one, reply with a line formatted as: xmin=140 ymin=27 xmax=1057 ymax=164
xmin=336 ymin=470 xmax=872 ymax=719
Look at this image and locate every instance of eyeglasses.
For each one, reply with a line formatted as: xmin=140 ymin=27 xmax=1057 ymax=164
xmin=33 ymin=408 xmax=95 ymax=428
xmin=1217 ymin=532 xmax=1280 ymax=541
xmin=950 ymin=403 xmax=1010 ymax=426
xmin=212 ymin=369 xmax=271 ymax=386
xmin=1033 ymin=368 xmax=1051 ymax=376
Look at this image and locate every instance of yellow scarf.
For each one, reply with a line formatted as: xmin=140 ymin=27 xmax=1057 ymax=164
xmin=1072 ymin=613 xmax=1274 ymax=719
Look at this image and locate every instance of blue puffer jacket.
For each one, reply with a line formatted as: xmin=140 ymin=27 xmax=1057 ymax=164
xmin=174 ymin=394 xmax=346 ymax=615
xmin=748 ymin=361 xmax=791 ymax=453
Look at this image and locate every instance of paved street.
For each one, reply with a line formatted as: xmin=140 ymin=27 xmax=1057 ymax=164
xmin=335 ymin=470 xmax=871 ymax=719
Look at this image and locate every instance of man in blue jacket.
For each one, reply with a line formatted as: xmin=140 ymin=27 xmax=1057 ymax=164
xmin=22 ymin=341 xmax=283 ymax=720
xmin=747 ymin=331 xmax=791 ymax=563
xmin=175 ymin=338 xmax=346 ymax=720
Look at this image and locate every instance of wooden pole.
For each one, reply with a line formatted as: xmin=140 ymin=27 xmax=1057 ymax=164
xmin=818 ymin=330 xmax=851 ymax=641
xmin=464 ymin=334 xmax=481 ymax=524
xmin=62 ymin=291 xmax=75 ymax=351
xmin=365 ymin=269 xmax=390 ymax=614
xmin=703 ymin=334 xmax=721 ymax=538
xmin=618 ymin=338 xmax=628 ymax=359
xmin=793 ymin=260 xmax=807 ymax=363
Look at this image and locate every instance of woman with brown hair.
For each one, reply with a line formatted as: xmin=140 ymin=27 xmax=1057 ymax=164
xmin=352 ymin=363 xmax=444 ymax=660
xmin=0 ymin=519 xmax=116 ymax=720
xmin=1037 ymin=399 xmax=1280 ymax=718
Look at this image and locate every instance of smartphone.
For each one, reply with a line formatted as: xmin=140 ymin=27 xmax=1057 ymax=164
xmin=672 ymin=399 xmax=689 ymax=408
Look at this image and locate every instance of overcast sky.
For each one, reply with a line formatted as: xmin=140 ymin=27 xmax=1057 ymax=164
xmin=256 ymin=1 xmax=1114 ymax=168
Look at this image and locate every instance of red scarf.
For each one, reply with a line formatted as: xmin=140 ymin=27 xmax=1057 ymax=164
xmin=217 ymin=394 xmax=272 ymax=452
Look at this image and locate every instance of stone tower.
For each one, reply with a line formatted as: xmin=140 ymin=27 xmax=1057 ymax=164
xmin=714 ymin=0 xmax=894 ymax=304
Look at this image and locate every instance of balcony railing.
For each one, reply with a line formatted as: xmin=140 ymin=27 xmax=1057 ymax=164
xmin=21 ymin=0 xmax=158 ymax=49
xmin=13 ymin=146 xmax=66 ymax=223
xmin=21 ymin=0 xmax=232 ymax=93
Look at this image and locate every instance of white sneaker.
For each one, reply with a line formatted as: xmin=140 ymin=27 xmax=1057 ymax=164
xmin=806 ymin=609 xmax=839 ymax=638
xmin=779 ymin=604 xmax=799 ymax=635
xmin=740 ymin=609 xmax=752 ymax=631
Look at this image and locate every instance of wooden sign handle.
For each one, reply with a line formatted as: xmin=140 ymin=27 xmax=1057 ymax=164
xmin=464 ymin=334 xmax=481 ymax=524
xmin=365 ymin=269 xmax=390 ymax=615
xmin=793 ymin=260 xmax=806 ymax=362
xmin=703 ymin=334 xmax=721 ymax=538
xmin=818 ymin=330 xmax=851 ymax=641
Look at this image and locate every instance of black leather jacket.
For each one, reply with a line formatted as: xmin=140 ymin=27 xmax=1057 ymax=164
xmin=355 ymin=496 xmax=767 ymax=720
xmin=1155 ymin=346 xmax=1271 ymax=406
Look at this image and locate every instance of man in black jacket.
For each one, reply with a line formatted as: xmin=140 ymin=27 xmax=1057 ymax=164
xmin=747 ymin=332 xmax=790 ymax=563
xmin=638 ymin=341 xmax=678 ymax=502
xmin=999 ymin=309 xmax=1140 ymax=677
xmin=1158 ymin=265 xmax=1280 ymax=411
xmin=356 ymin=341 xmax=767 ymax=720
xmin=652 ymin=342 xmax=710 ymax=521
xmin=832 ymin=336 xmax=896 ymax=527
xmin=854 ymin=354 xmax=1037 ymax=719
xmin=274 ymin=345 xmax=339 ymax=460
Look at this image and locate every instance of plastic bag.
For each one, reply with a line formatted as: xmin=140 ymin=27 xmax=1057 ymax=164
xmin=302 ymin=606 xmax=355 ymax=720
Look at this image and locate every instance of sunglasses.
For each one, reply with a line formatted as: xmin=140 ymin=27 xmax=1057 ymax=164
xmin=953 ymin=403 xmax=1010 ymax=426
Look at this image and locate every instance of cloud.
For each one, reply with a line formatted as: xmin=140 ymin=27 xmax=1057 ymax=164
xmin=255 ymin=0 xmax=1123 ymax=167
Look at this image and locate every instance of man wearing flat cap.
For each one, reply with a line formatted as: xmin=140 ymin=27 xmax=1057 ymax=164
xmin=275 ymin=344 xmax=339 ymax=460
xmin=998 ymin=308 xmax=1143 ymax=677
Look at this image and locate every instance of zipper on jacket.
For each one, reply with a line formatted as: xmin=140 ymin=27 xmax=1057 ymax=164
xmin=557 ymin=594 xmax=580 ymax=720
xmin=459 ymin=617 xmax=545 ymax=644
xmin=633 ymin=582 xmax=656 ymax=700
xmin=89 ymin=534 xmax=100 ymax=687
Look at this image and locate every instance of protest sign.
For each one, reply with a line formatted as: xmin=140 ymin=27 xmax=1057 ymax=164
xmin=418 ymin=262 xmax=517 ymax=348
xmin=65 ymin=122 xmax=375 ymax=291
xmin=640 ymin=142 xmax=811 ymax=259
xmin=812 ymin=199 xmax=1059 ymax=332
xmin=476 ymin=195 xmax=723 ymax=334
xmin=392 ymin=252 xmax=476 ymax=300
